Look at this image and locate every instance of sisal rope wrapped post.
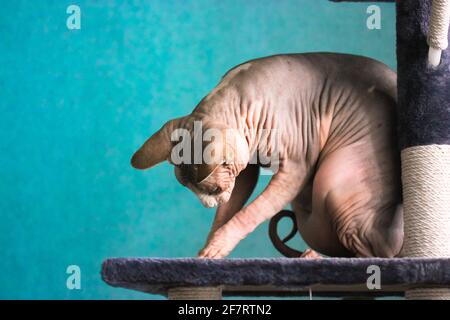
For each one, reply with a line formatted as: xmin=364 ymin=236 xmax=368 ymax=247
xmin=167 ymin=287 xmax=223 ymax=300
xmin=398 ymin=0 xmax=450 ymax=299
xmin=427 ymin=0 xmax=450 ymax=66
xmin=402 ymin=146 xmax=450 ymax=299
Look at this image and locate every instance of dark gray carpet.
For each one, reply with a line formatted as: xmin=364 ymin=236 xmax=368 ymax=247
xmin=101 ymin=258 xmax=450 ymax=297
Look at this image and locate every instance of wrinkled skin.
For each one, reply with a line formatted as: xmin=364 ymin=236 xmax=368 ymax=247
xmin=132 ymin=53 xmax=404 ymax=259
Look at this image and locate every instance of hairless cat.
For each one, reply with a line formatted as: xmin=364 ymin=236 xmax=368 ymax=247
xmin=131 ymin=53 xmax=403 ymax=259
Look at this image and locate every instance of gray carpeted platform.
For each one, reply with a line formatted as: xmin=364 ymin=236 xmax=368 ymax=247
xmin=101 ymin=258 xmax=450 ymax=297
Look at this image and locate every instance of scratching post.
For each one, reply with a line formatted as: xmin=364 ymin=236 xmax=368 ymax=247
xmin=101 ymin=1 xmax=450 ymax=300
xmin=397 ymin=0 xmax=450 ymax=300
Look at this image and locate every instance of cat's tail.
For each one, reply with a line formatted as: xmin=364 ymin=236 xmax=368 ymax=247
xmin=268 ymin=210 xmax=303 ymax=258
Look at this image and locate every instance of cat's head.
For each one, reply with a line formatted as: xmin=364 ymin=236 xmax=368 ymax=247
xmin=131 ymin=117 xmax=249 ymax=208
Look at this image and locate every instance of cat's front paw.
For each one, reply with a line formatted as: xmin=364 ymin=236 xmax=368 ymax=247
xmin=198 ymin=227 xmax=242 ymax=259
xmin=198 ymin=242 xmax=230 ymax=259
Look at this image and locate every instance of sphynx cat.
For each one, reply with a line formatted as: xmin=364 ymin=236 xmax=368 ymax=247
xmin=131 ymin=53 xmax=404 ymax=259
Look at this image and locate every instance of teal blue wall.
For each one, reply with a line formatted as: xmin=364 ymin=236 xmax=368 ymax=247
xmin=0 ymin=0 xmax=395 ymax=299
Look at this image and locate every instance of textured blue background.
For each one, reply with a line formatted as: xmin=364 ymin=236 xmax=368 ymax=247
xmin=0 ymin=0 xmax=395 ymax=299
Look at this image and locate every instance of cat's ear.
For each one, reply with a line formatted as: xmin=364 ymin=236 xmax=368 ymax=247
xmin=131 ymin=118 xmax=183 ymax=170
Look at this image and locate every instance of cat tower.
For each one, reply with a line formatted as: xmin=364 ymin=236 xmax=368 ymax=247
xmin=102 ymin=0 xmax=450 ymax=299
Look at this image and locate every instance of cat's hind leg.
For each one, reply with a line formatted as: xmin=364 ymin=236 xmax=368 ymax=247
xmin=315 ymin=144 xmax=403 ymax=258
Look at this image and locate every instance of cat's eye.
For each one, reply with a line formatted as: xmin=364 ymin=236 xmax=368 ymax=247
xmin=210 ymin=186 xmax=222 ymax=195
